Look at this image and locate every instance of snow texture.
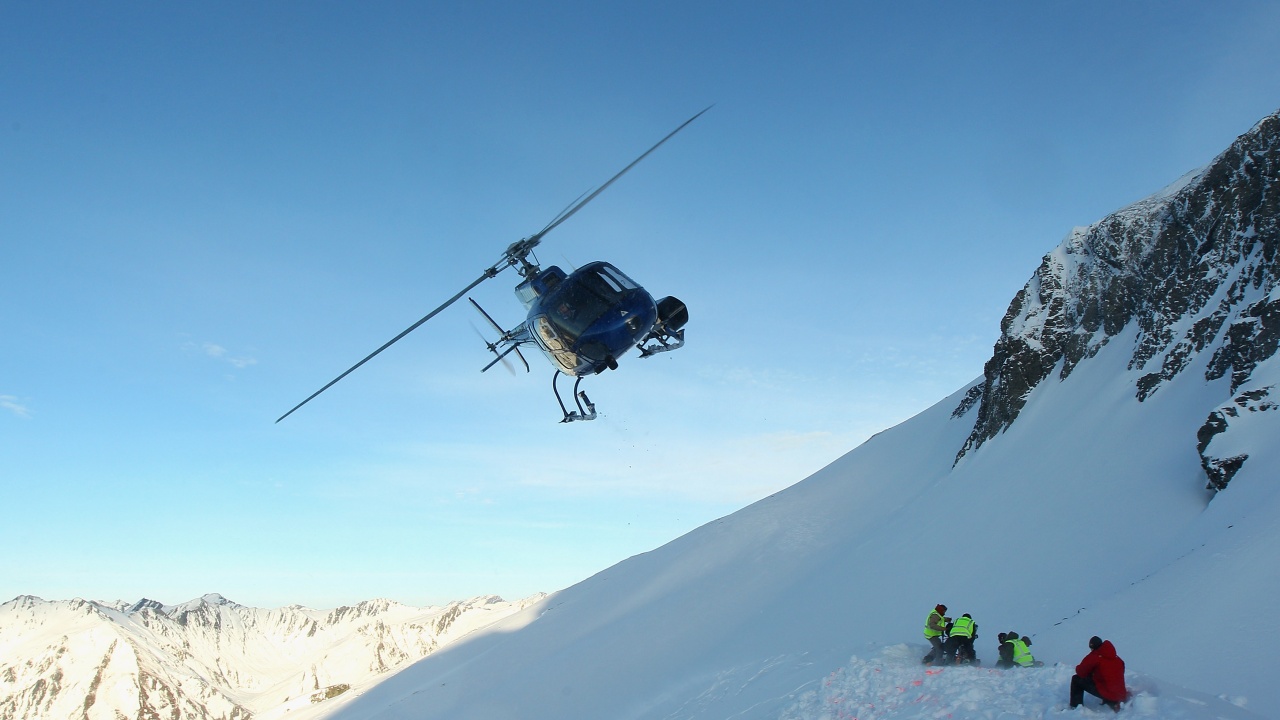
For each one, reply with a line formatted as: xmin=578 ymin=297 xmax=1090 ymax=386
xmin=781 ymin=644 xmax=1259 ymax=720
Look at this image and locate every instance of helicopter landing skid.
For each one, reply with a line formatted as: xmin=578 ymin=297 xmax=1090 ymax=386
xmin=638 ymin=328 xmax=684 ymax=358
xmin=553 ymin=372 xmax=597 ymax=422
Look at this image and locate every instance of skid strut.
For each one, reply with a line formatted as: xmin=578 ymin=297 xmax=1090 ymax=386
xmin=553 ymin=371 xmax=597 ymax=422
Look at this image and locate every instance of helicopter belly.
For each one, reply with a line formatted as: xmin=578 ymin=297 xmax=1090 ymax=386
xmin=577 ymin=308 xmax=654 ymax=364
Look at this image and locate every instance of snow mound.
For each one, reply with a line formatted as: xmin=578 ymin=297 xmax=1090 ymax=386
xmin=781 ymin=644 xmax=1259 ymax=720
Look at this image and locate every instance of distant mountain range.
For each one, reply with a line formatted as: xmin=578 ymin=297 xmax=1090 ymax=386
xmin=0 ymin=592 xmax=543 ymax=720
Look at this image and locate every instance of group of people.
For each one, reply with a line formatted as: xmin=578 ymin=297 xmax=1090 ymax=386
xmin=923 ymin=604 xmax=983 ymax=666
xmin=923 ymin=604 xmax=1035 ymax=668
xmin=922 ymin=604 xmax=1128 ymax=712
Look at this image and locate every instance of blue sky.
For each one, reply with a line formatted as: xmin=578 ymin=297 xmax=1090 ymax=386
xmin=3 ymin=1 xmax=1279 ymax=609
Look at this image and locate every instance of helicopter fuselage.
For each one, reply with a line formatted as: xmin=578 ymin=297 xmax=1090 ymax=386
xmin=517 ymin=261 xmax=658 ymax=376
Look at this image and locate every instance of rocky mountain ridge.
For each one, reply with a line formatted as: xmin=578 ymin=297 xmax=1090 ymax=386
xmin=0 ymin=592 xmax=544 ymax=720
xmin=955 ymin=108 xmax=1279 ymax=491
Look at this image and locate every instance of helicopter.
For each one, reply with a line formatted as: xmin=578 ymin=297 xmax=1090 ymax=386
xmin=276 ymin=107 xmax=708 ymax=424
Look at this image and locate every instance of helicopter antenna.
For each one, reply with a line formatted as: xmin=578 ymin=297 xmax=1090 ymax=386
xmin=276 ymin=105 xmax=710 ymax=423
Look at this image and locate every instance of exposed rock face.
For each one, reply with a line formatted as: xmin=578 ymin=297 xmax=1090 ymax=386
xmin=1197 ymin=385 xmax=1278 ymax=490
xmin=954 ymin=109 xmax=1280 ymax=491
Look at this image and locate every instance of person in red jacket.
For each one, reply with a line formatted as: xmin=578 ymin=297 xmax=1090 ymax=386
xmin=1071 ymin=636 xmax=1127 ymax=711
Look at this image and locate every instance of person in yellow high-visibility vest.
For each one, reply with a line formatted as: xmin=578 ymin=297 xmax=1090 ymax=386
xmin=998 ymin=631 xmax=1035 ymax=668
xmin=922 ymin=604 xmax=948 ymax=664
xmin=943 ymin=613 xmax=978 ymax=664
xmin=1011 ymin=635 xmax=1035 ymax=667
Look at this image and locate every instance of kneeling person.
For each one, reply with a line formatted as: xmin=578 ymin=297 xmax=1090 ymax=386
xmin=1070 ymin=636 xmax=1126 ymax=711
xmin=997 ymin=630 xmax=1034 ymax=668
xmin=943 ymin=613 xmax=977 ymax=664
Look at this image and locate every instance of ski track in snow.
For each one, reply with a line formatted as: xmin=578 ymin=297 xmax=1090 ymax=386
xmin=779 ymin=645 xmax=1255 ymax=720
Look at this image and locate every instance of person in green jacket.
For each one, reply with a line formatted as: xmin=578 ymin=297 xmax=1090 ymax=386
xmin=922 ymin=604 xmax=948 ymax=664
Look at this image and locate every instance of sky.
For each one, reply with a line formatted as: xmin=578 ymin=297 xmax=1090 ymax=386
xmin=2 ymin=1 xmax=1279 ymax=610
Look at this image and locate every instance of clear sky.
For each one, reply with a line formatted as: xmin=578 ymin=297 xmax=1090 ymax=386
xmin=3 ymin=1 xmax=1278 ymax=609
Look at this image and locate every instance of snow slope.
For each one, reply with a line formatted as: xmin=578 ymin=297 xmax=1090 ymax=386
xmin=781 ymin=644 xmax=1260 ymax=720
xmin=311 ymin=113 xmax=1280 ymax=720
xmin=309 ymin=326 xmax=1276 ymax=720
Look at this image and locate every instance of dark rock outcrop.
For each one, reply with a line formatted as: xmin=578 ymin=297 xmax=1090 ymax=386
xmin=954 ymin=109 xmax=1280 ymax=490
xmin=1196 ymin=385 xmax=1277 ymax=490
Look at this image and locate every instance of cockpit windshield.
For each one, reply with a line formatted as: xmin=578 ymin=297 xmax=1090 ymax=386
xmin=543 ymin=263 xmax=638 ymax=341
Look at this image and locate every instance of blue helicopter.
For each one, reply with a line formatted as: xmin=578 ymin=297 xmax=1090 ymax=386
xmin=277 ymin=107 xmax=707 ymax=424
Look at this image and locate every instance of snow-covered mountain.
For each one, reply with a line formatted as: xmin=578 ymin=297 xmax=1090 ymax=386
xmin=958 ymin=109 xmax=1279 ymax=485
xmin=308 ymin=109 xmax=1280 ymax=720
xmin=0 ymin=592 xmax=543 ymax=720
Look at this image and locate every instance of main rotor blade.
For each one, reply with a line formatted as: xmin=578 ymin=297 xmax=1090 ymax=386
xmin=276 ymin=268 xmax=499 ymax=423
xmin=531 ymin=105 xmax=712 ymax=243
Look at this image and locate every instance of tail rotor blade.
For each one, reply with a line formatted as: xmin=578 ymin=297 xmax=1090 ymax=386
xmin=469 ymin=298 xmax=525 ymax=375
xmin=470 ymin=321 xmax=516 ymax=376
xmin=468 ymin=297 xmax=505 ymax=335
xmin=480 ymin=343 xmax=523 ymax=374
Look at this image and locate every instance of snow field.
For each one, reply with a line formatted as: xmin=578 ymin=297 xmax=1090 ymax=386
xmin=780 ymin=644 xmax=1257 ymax=720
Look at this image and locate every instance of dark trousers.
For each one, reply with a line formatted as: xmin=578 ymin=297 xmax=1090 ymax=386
xmin=1070 ymin=675 xmax=1120 ymax=711
xmin=923 ymin=636 xmax=945 ymax=663
xmin=944 ymin=635 xmax=974 ymax=663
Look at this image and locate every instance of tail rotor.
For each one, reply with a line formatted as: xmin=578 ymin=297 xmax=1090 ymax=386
xmin=469 ymin=298 xmax=530 ymax=374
